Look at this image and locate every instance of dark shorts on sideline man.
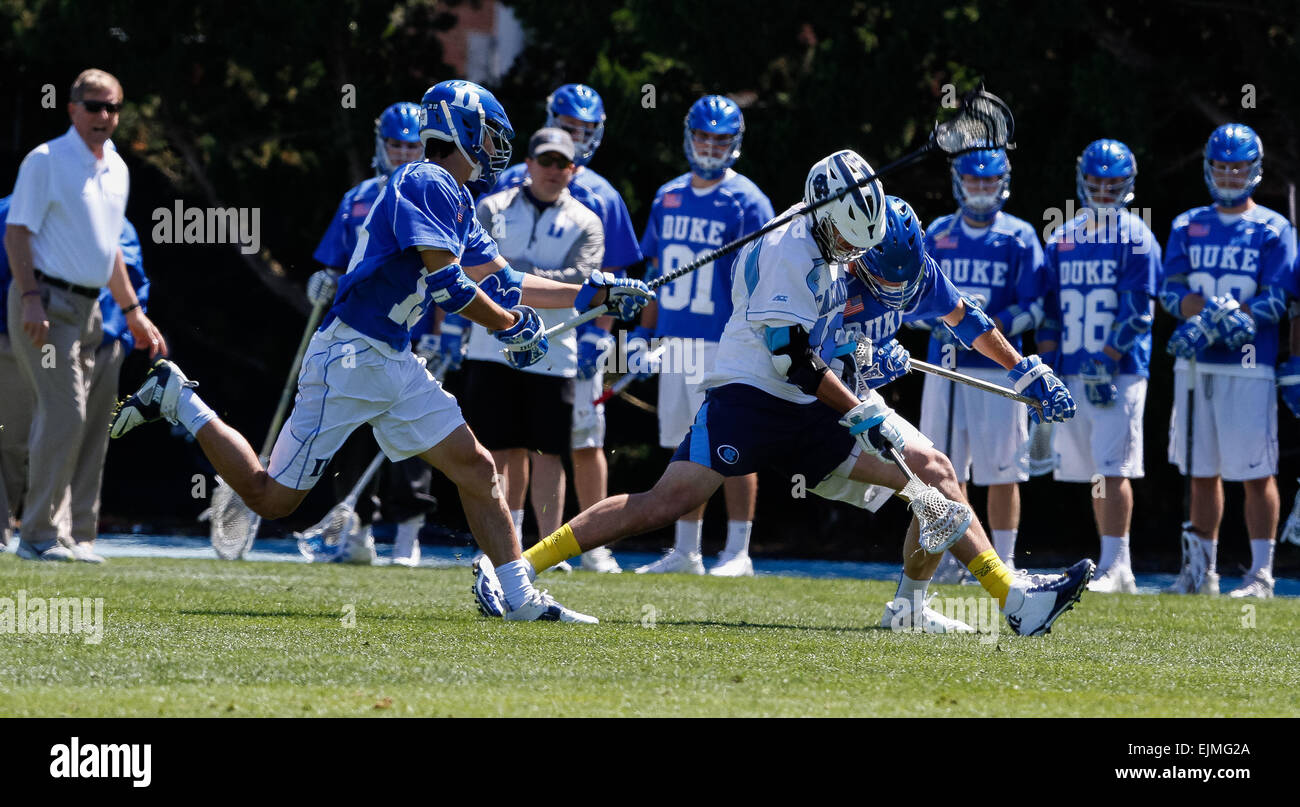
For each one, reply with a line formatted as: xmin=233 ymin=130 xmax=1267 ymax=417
xmin=671 ymin=383 xmax=855 ymax=483
xmin=461 ymin=360 xmax=574 ymax=455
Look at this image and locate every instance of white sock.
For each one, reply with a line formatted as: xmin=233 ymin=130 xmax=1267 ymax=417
xmin=509 ymin=509 xmax=525 ymax=551
xmin=724 ymin=520 xmax=752 ymax=556
xmin=497 ymin=559 xmax=535 ymax=610
xmin=394 ymin=516 xmax=422 ymax=557
xmin=674 ymin=519 xmax=702 ymax=554
xmin=176 ymin=387 xmax=217 ymax=437
xmin=1202 ymin=537 xmax=1218 ymax=573
xmin=895 ymin=573 xmax=928 ymax=605
xmin=991 ymin=529 xmax=1017 ymax=568
xmin=1098 ymin=534 xmax=1125 ymax=572
xmin=1249 ymin=538 xmax=1275 ymax=576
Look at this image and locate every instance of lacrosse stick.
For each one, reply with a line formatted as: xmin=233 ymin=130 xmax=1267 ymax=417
xmin=908 ymin=359 xmax=1045 ymax=417
xmin=593 ymin=344 xmax=668 ymax=405
xmin=546 ymin=86 xmax=1015 ymax=339
xmin=1281 ymin=480 xmax=1300 ymax=546
xmin=885 ymin=445 xmax=973 ymax=554
xmin=296 ymin=451 xmax=386 ymax=562
xmin=206 ymin=299 xmax=329 ymax=559
xmin=1024 ymin=420 xmax=1057 ymax=476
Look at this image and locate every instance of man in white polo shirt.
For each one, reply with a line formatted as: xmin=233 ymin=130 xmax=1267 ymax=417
xmin=3 ymin=68 xmax=166 ymax=561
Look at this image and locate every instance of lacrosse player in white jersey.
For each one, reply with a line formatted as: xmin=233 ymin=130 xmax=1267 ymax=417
xmin=110 ymin=80 xmax=653 ymax=623
xmin=1161 ymin=124 xmax=1299 ymax=598
xmin=475 ymin=150 xmax=1095 ymax=637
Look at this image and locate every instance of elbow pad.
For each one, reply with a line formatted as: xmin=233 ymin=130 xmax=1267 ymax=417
xmin=992 ymin=300 xmax=1045 ymax=338
xmin=765 ymin=325 xmax=828 ymax=395
xmin=1245 ymin=285 xmax=1289 ymax=325
xmin=1105 ymin=289 xmax=1153 ymax=354
xmin=1158 ymin=274 xmax=1192 ymax=318
xmin=427 ymin=263 xmax=478 ymax=314
xmin=943 ymin=298 xmax=996 ymax=349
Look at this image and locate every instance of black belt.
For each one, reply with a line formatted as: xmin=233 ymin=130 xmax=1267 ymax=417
xmin=35 ymin=270 xmax=99 ymax=300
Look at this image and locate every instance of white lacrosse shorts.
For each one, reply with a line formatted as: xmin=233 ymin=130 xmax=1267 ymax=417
xmin=268 ymin=320 xmax=465 ymax=490
xmin=658 ymin=338 xmax=718 ymax=448
xmin=810 ymin=418 xmax=933 ymax=513
xmin=1168 ymin=369 xmax=1277 ymax=481
xmin=1053 ymin=373 xmax=1146 ymax=482
xmin=919 ymin=368 xmax=1030 ymax=486
xmin=571 ymin=371 xmax=606 ymax=450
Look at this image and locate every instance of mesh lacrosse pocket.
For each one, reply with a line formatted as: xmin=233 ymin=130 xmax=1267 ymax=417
xmin=932 ymin=89 xmax=1014 ymax=155
xmin=200 ymin=476 xmax=260 ymax=560
xmin=900 ymin=478 xmax=973 ymax=554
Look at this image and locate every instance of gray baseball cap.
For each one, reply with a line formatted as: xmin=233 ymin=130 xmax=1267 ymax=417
xmin=529 ymin=127 xmax=576 ymax=161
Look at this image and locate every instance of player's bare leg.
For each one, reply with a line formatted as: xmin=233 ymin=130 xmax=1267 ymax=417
xmin=491 ymin=448 xmax=528 ymax=549
xmin=571 ymin=447 xmax=606 ymax=510
xmin=528 ymin=452 xmax=565 ymax=537
xmin=421 ymin=426 xmax=521 ymax=568
xmin=712 ymin=473 xmax=758 ymax=576
xmin=987 ymin=482 xmax=1020 ymax=567
xmin=193 ymin=421 xmax=309 ymax=519
xmin=1189 ymin=475 xmax=1224 ymax=541
xmin=1237 ymin=475 xmax=1280 ymax=596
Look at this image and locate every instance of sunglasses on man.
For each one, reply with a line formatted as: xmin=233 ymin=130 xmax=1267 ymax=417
xmin=80 ymin=100 xmax=122 ymax=114
xmin=534 ymin=153 xmax=573 ymax=169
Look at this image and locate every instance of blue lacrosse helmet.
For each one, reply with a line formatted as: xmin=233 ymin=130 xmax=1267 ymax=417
xmin=856 ymin=195 xmax=925 ymax=310
xmin=1076 ymin=139 xmax=1136 ymax=209
xmin=420 ymin=80 xmax=514 ymax=189
xmin=546 ymin=83 xmax=605 ymax=166
xmin=373 ymin=102 xmax=423 ymax=175
xmin=1204 ymin=123 xmax=1262 ymax=207
xmin=950 ymin=148 xmax=1010 ymax=223
xmin=683 ymin=95 xmax=744 ymax=181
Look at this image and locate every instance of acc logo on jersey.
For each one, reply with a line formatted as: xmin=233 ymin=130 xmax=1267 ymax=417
xmin=717 ymin=445 xmax=740 ymax=465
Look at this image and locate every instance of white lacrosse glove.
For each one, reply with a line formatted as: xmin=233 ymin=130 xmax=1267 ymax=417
xmin=307 ymin=269 xmax=339 ymax=305
xmin=839 ymin=391 xmax=907 ymax=460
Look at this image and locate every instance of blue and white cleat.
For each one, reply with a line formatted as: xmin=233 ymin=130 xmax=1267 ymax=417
xmin=1003 ymin=559 xmax=1094 ymax=636
xmin=471 ymin=555 xmax=507 ymax=618
xmin=504 ymin=589 xmax=598 ymax=624
xmin=110 ymin=359 xmax=196 ymax=438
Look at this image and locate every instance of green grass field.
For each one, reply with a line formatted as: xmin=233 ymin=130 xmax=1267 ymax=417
xmin=1 ymin=553 xmax=1298 ymax=717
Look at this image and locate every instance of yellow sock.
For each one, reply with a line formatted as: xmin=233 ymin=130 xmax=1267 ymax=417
xmin=968 ymin=549 xmax=1014 ymax=608
xmin=524 ymin=523 xmax=582 ymax=573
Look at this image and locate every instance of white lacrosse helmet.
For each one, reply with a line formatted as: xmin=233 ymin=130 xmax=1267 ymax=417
xmin=804 ymin=149 xmax=887 ymax=263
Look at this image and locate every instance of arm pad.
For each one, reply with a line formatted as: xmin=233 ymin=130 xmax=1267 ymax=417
xmin=765 ymin=325 xmax=829 ymax=395
xmin=478 ymin=264 xmax=525 ymax=310
xmin=1245 ymin=285 xmax=1289 ymax=325
xmin=990 ymin=300 xmax=1045 ymax=338
xmin=1104 ymin=289 xmax=1153 ymax=354
xmin=1158 ymin=273 xmax=1194 ymax=318
xmin=943 ymin=298 xmax=996 ymax=349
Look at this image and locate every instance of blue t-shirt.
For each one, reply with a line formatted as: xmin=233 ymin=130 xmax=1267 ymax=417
xmin=640 ymin=172 xmax=774 ymax=341
xmin=1043 ymin=210 xmax=1161 ymax=377
xmin=923 ymin=211 xmax=1046 ymax=369
xmin=312 ymin=175 xmax=387 ymax=270
xmin=0 ymin=195 xmax=147 ymax=349
xmin=841 ymin=253 xmax=964 ymax=344
xmin=1164 ymin=204 xmax=1298 ymax=370
xmin=494 ymin=164 xmax=642 ymax=270
xmin=327 ymin=162 xmax=499 ymax=351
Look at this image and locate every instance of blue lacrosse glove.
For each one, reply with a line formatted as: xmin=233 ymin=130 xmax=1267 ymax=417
xmin=864 ymin=338 xmax=911 ymax=389
xmin=1204 ymin=295 xmax=1256 ymax=350
xmin=494 ymin=306 xmax=548 ymax=369
xmin=624 ymin=326 xmax=659 ymax=374
xmin=576 ymin=321 xmax=613 ymax=381
xmin=1279 ymin=357 xmax=1300 ymax=419
xmin=1077 ymin=353 xmax=1118 ymax=408
xmin=435 ymin=313 xmax=471 ymax=373
xmin=306 ymin=269 xmax=339 ymax=306
xmin=1009 ymin=354 xmax=1075 ymax=424
xmin=574 ymin=271 xmax=655 ymax=320
xmin=839 ymin=394 xmax=907 ymax=460
xmin=479 ymin=266 xmax=524 ymax=310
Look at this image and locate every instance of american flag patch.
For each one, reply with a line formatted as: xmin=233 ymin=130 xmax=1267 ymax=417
xmin=350 ymin=201 xmax=370 ymax=219
xmin=845 ymin=296 xmax=864 ymax=316
xmin=663 ymin=193 xmax=681 ymax=208
xmin=1057 ymin=239 xmax=1075 ymax=252
xmin=1188 ymin=223 xmax=1210 ymax=237
xmin=934 ymin=235 xmax=958 ymax=249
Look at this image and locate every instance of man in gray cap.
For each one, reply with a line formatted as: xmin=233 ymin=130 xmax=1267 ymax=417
xmin=455 ymin=128 xmax=605 ymax=566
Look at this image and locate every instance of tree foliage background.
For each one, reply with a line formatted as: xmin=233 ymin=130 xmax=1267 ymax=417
xmin=2 ymin=0 xmax=1297 ymax=568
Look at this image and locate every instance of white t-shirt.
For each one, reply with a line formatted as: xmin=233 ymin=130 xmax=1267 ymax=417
xmin=8 ymin=127 xmax=129 ymax=288
xmin=702 ymin=204 xmax=850 ymax=404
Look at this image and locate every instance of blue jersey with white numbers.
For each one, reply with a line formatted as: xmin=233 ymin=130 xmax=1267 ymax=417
xmin=313 ymin=175 xmax=386 ymax=270
xmin=494 ymin=164 xmax=642 ymax=270
xmin=327 ymin=162 xmax=499 ymax=351
xmin=841 ymin=253 xmax=964 ymax=345
xmin=923 ymin=212 xmax=1046 ymax=370
xmin=1043 ymin=210 xmax=1161 ymax=377
xmin=640 ymin=171 xmax=774 ymax=341
xmin=1164 ymin=204 xmax=1298 ymax=372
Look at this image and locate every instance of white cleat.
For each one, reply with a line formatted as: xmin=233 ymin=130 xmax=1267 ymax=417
xmin=391 ymin=535 xmax=421 ymax=567
xmin=880 ymin=594 xmax=975 ymax=633
xmin=503 ymin=588 xmax=598 ymax=624
xmin=579 ymin=546 xmax=621 ymax=573
xmin=15 ymin=540 xmax=75 ymax=562
xmin=1228 ymin=570 xmax=1274 ymax=599
xmin=932 ymin=552 xmax=970 ymax=585
xmin=1087 ymin=563 xmax=1137 ymax=594
xmin=339 ymin=526 xmax=376 ymax=565
xmin=708 ymin=550 xmax=754 ymax=577
xmin=70 ymin=542 xmax=107 ymax=564
xmin=635 ymin=548 xmax=705 ymax=575
xmin=551 ymin=560 xmax=574 ymax=573
xmin=110 ymin=359 xmax=197 ymax=438
xmin=1003 ymin=559 xmax=1094 ymax=636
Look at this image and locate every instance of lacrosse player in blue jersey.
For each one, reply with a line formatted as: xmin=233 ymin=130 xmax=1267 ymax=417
xmin=477 ymin=152 xmax=1094 ymax=637
xmin=1161 ymin=124 xmax=1299 ymax=598
xmin=487 ymin=83 xmax=643 ymax=573
xmin=836 ymin=195 xmax=1078 ymax=631
xmin=305 ymin=101 xmax=435 ymax=566
xmin=1036 ymin=139 xmax=1161 ymax=595
xmin=918 ymin=149 xmax=1047 ymax=582
xmin=110 ymin=80 xmax=653 ymax=623
xmin=628 ymin=95 xmax=774 ymax=577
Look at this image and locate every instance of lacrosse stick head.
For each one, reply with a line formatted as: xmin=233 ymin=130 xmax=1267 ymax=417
xmin=1283 ymin=483 xmax=1300 ymax=546
xmin=931 ymin=87 xmax=1015 ymax=157
xmin=901 ymin=478 xmax=973 ymax=554
xmin=1024 ymin=420 xmax=1057 ymax=477
xmin=295 ymin=504 xmax=361 ymax=562
xmin=201 ymin=476 xmax=260 ymax=560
